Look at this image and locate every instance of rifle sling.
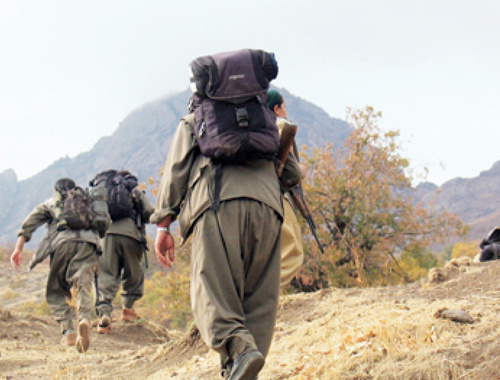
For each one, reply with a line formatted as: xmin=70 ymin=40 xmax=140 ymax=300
xmin=210 ymin=163 xmax=223 ymax=211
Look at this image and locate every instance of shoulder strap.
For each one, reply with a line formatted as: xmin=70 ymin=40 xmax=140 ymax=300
xmin=210 ymin=163 xmax=223 ymax=211
xmin=182 ymin=113 xmax=196 ymax=127
xmin=182 ymin=113 xmax=223 ymax=211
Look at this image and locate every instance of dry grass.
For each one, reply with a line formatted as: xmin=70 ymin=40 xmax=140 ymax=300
xmin=2 ymin=260 xmax=500 ymax=379
xmin=269 ymin=292 xmax=487 ymax=379
xmin=148 ymin=261 xmax=500 ymax=379
xmin=262 ymin=261 xmax=500 ymax=380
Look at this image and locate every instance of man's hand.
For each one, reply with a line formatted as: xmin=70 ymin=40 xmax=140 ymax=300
xmin=10 ymin=248 xmax=23 ymax=269
xmin=10 ymin=236 xmax=26 ymax=269
xmin=155 ymin=231 xmax=175 ymax=268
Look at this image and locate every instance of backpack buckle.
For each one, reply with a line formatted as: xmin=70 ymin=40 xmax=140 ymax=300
xmin=235 ymin=106 xmax=249 ymax=128
xmin=199 ymin=121 xmax=206 ymax=137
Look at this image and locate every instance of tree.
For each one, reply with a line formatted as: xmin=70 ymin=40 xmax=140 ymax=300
xmin=294 ymin=106 xmax=466 ymax=289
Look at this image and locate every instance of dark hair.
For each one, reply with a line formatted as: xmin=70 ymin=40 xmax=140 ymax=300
xmin=54 ymin=178 xmax=76 ymax=192
xmin=267 ymin=89 xmax=283 ymax=111
xmin=117 ymin=170 xmax=132 ymax=177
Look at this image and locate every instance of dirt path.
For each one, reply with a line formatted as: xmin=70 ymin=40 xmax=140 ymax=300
xmin=0 ymin=260 xmax=211 ymax=379
xmin=0 ymin=309 xmax=180 ymax=379
xmin=2 ymin=259 xmax=500 ymax=379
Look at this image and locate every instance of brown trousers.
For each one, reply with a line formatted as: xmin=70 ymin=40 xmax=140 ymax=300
xmin=280 ymin=197 xmax=304 ymax=288
xmin=190 ymin=199 xmax=282 ymax=368
xmin=46 ymin=241 xmax=98 ymax=333
xmin=96 ymin=234 xmax=144 ymax=316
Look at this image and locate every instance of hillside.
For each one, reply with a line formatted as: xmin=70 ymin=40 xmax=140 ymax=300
xmin=0 ymin=87 xmax=351 ymax=246
xmin=2 ymin=84 xmax=500 ymax=246
xmin=416 ymin=160 xmax=500 ymax=241
xmin=1 ymin=259 xmax=499 ymax=379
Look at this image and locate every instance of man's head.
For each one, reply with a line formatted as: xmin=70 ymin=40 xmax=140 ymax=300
xmin=267 ymin=89 xmax=286 ymax=118
xmin=54 ymin=178 xmax=76 ymax=192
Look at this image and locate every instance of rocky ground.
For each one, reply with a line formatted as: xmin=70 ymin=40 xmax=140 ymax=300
xmin=1 ymin=258 xmax=500 ymax=379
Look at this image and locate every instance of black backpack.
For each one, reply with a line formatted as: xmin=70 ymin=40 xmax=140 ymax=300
xmin=90 ymin=170 xmax=138 ymax=221
xmin=189 ymin=49 xmax=280 ymax=163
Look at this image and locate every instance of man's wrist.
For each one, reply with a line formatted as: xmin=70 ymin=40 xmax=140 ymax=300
xmin=157 ymin=226 xmax=170 ymax=234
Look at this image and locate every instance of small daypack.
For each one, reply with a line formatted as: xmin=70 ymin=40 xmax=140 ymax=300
xmin=56 ymin=186 xmax=94 ymax=230
xmin=189 ymin=49 xmax=280 ymax=163
xmin=54 ymin=182 xmax=110 ymax=237
xmin=90 ymin=170 xmax=138 ymax=221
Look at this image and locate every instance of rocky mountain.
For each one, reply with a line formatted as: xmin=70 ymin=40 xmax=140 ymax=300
xmin=3 ymin=85 xmax=495 ymax=248
xmin=0 ymin=87 xmax=352 ymax=246
xmin=416 ymin=161 xmax=500 ymax=242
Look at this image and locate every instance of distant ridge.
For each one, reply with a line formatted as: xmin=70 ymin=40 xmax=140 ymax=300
xmin=416 ymin=160 xmax=500 ymax=242
xmin=0 ymin=87 xmax=352 ymax=245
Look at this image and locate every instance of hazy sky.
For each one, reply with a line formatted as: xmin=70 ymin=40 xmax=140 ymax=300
xmin=1 ymin=1 xmax=499 ymax=186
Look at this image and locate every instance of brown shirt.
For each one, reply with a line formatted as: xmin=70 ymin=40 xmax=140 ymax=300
xmin=18 ymin=198 xmax=100 ymax=249
xmin=105 ymin=189 xmax=155 ymax=241
xmin=150 ymin=113 xmax=284 ymax=239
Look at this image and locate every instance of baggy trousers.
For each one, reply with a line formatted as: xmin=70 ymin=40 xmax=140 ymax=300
xmin=190 ymin=199 xmax=282 ymax=367
xmin=96 ymin=234 xmax=144 ymax=316
xmin=46 ymin=241 xmax=98 ymax=333
xmin=280 ymin=197 xmax=304 ymax=288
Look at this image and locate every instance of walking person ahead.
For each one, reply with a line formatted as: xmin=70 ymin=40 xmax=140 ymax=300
xmin=10 ymin=178 xmax=109 ymax=353
xmin=267 ymin=89 xmax=306 ymax=288
xmin=90 ymin=170 xmax=154 ymax=333
xmin=152 ymin=49 xmax=294 ymax=379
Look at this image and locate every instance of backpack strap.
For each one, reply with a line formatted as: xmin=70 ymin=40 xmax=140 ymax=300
xmin=183 ymin=113 xmax=224 ymax=212
xmin=210 ymin=163 xmax=223 ymax=211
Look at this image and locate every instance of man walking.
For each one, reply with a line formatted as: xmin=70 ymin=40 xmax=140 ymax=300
xmin=267 ymin=89 xmax=306 ymax=288
xmin=10 ymin=178 xmax=103 ymax=353
xmin=92 ymin=170 xmax=154 ymax=333
xmin=152 ymin=49 xmax=288 ymax=379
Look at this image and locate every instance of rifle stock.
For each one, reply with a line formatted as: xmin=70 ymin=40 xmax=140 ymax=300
xmin=140 ymin=225 xmax=149 ymax=269
xmin=135 ymin=193 xmax=149 ymax=269
xmin=275 ymin=121 xmax=298 ymax=177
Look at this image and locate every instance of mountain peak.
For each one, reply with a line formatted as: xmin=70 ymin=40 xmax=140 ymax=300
xmin=0 ymin=88 xmax=351 ymax=245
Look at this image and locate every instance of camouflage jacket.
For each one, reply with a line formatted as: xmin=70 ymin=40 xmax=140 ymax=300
xmin=18 ymin=198 xmax=101 ymax=269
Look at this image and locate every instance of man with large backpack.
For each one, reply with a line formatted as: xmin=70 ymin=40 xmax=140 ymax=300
xmin=10 ymin=178 xmax=109 ymax=353
xmin=152 ymin=49 xmax=300 ymax=379
xmin=90 ymin=170 xmax=154 ymax=333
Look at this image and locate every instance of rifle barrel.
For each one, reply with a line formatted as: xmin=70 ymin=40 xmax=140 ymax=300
xmin=289 ymin=187 xmax=325 ymax=254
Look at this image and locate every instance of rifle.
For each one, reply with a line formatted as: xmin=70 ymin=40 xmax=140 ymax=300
xmin=135 ymin=194 xmax=149 ymax=269
xmin=275 ymin=121 xmax=298 ymax=177
xmin=289 ymin=185 xmax=325 ymax=254
xmin=94 ymin=268 xmax=100 ymax=313
xmin=275 ymin=119 xmax=325 ymax=254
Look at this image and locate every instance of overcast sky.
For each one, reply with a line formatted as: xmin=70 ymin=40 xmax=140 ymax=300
xmin=1 ymin=1 xmax=499 ymax=186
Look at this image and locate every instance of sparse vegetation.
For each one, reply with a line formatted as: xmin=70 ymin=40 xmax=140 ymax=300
xmin=293 ymin=107 xmax=466 ymax=290
xmin=2 ymin=105 xmax=497 ymax=378
xmin=18 ymin=300 xmax=51 ymax=316
xmin=9 ymin=277 xmax=27 ymax=289
xmin=1 ymin=258 xmax=499 ymax=379
xmin=2 ymin=288 xmax=20 ymax=301
xmin=452 ymin=240 xmax=480 ymax=259
xmin=138 ymin=264 xmax=192 ymax=331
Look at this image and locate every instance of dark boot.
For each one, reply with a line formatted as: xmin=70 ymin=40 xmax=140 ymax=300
xmin=228 ymin=350 xmax=264 ymax=380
